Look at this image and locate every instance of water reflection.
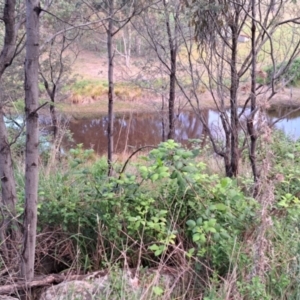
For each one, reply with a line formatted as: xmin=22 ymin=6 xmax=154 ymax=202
xmin=64 ymin=108 xmax=300 ymax=154
xmin=267 ymin=107 xmax=300 ymax=139
xmin=67 ymin=111 xmax=207 ymax=154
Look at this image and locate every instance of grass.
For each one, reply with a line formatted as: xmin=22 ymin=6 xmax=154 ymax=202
xmin=68 ymin=79 xmax=143 ymax=103
xmin=58 ymin=98 xmax=155 ymax=119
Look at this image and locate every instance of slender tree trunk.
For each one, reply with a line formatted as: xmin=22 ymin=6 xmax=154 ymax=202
xmin=0 ymin=106 xmax=18 ymax=259
xmin=43 ymin=74 xmax=58 ymax=138
xmin=21 ymin=0 xmax=40 ymax=281
xmin=248 ymin=0 xmax=258 ymax=184
xmin=107 ymin=0 xmax=114 ymax=176
xmin=50 ymin=102 xmax=57 ymax=138
xmin=168 ymin=55 xmax=177 ymax=140
xmin=0 ymin=0 xmax=20 ymax=260
xmin=220 ymin=114 xmax=232 ymax=177
xmin=45 ymin=83 xmax=57 ymax=138
xmin=164 ymin=0 xmax=178 ymax=140
xmin=49 ymin=89 xmax=57 ymax=138
xmin=161 ymin=95 xmax=166 ymax=141
xmin=122 ymin=25 xmax=132 ymax=67
xmin=229 ymin=26 xmax=239 ymax=177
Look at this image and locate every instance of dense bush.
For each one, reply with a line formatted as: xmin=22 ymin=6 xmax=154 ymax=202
xmin=13 ymin=136 xmax=300 ymax=298
xmin=33 ymin=142 xmax=257 ymax=272
xmin=263 ymin=58 xmax=300 ymax=86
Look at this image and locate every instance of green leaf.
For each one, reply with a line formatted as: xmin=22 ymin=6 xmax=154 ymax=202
xmin=208 ymin=219 xmax=217 ymax=227
xmin=196 ymin=217 xmax=203 ymax=226
xmin=285 ymin=153 xmax=295 ymax=159
xmin=151 ymin=173 xmax=159 ymax=181
xmin=278 ymin=200 xmax=288 ymax=207
xmin=186 ymin=220 xmax=196 ymax=228
xmin=153 ymin=286 xmax=164 ymax=296
xmin=192 ymin=149 xmax=200 ymax=156
xmin=215 ymin=203 xmax=228 ymax=211
xmin=160 ymin=172 xmax=170 ymax=178
xmin=149 ymin=244 xmax=159 ymax=251
xmin=187 ymin=247 xmax=195 ymax=258
xmin=213 ymin=233 xmax=220 ymax=241
xmin=155 ymin=248 xmax=164 ymax=256
xmin=200 ymin=234 xmax=206 ymax=243
xmin=182 ymin=165 xmax=197 ymax=173
xmin=220 ymin=177 xmax=231 ymax=188
xmin=175 ymin=161 xmax=183 ymax=169
xmin=192 ymin=233 xmax=202 ymax=242
xmin=207 ymin=227 xmax=217 ymax=233
xmin=182 ymin=151 xmax=194 ymax=159
xmin=170 ymin=171 xmax=177 ymax=179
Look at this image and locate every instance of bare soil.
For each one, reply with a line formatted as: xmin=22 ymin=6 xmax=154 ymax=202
xmin=71 ymin=50 xmax=143 ymax=81
xmin=66 ymin=50 xmax=300 ymax=115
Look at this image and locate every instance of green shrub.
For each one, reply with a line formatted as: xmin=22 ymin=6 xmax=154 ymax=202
xmin=264 ymin=58 xmax=300 ymax=86
xmin=34 ymin=141 xmax=257 ymax=274
xmin=14 ymin=137 xmax=300 ymax=298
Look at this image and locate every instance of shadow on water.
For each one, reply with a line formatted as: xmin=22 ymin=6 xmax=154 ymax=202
xmin=63 ymin=107 xmax=300 ymax=155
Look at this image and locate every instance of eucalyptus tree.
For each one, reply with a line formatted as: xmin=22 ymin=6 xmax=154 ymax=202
xmin=0 ymin=0 xmax=24 ymax=264
xmin=133 ymin=0 xmax=187 ymax=140
xmin=21 ymin=0 xmax=109 ymax=279
xmin=20 ymin=0 xmax=41 ymax=281
xmin=88 ymin=0 xmax=150 ymax=175
xmin=40 ymin=33 xmax=80 ymax=138
xmin=184 ymin=0 xmax=300 ymax=181
xmin=0 ymin=0 xmax=105 ymax=279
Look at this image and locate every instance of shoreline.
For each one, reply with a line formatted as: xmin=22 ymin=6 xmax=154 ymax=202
xmin=59 ymin=88 xmax=300 ymax=119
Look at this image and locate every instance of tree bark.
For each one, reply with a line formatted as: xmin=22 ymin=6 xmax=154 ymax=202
xmin=107 ymin=0 xmax=114 ymax=176
xmin=247 ymin=0 xmax=259 ymax=185
xmin=21 ymin=0 xmax=40 ymax=281
xmin=50 ymin=101 xmax=57 ymax=138
xmin=229 ymin=25 xmax=239 ymax=177
xmin=0 ymin=0 xmax=20 ymax=261
xmin=44 ymin=82 xmax=57 ymax=138
xmin=163 ymin=0 xmax=178 ymax=140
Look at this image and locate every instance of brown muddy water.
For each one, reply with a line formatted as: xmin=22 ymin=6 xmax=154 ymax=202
xmin=61 ymin=107 xmax=300 ymax=155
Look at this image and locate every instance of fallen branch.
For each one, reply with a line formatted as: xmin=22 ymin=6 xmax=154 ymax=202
xmin=0 ymin=271 xmax=108 ymax=295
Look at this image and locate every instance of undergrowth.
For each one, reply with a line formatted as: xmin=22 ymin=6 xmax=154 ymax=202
xmin=6 ymin=132 xmax=300 ymax=299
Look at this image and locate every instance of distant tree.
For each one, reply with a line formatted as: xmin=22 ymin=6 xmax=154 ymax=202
xmin=133 ymin=0 xmax=187 ymax=140
xmin=40 ymin=33 xmax=79 ymax=138
xmin=87 ymin=0 xmax=149 ymax=175
xmin=184 ymin=0 xmax=300 ymax=181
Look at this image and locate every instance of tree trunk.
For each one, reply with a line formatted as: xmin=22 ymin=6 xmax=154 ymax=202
xmin=50 ymin=102 xmax=57 ymax=138
xmin=0 ymin=0 xmax=20 ymax=261
xmin=0 ymin=106 xmax=19 ymax=259
xmin=247 ymin=0 xmax=258 ymax=184
xmin=164 ymin=0 xmax=178 ymax=140
xmin=107 ymin=0 xmax=114 ymax=176
xmin=21 ymin=0 xmax=40 ymax=281
xmin=168 ymin=55 xmax=176 ymax=140
xmin=229 ymin=25 xmax=239 ymax=177
xmin=45 ymin=83 xmax=57 ymax=138
xmin=161 ymin=95 xmax=166 ymax=142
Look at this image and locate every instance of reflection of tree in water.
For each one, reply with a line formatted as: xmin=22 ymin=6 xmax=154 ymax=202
xmin=267 ymin=107 xmax=300 ymax=120
xmin=65 ymin=111 xmax=208 ymax=154
xmin=61 ymin=108 xmax=300 ymax=154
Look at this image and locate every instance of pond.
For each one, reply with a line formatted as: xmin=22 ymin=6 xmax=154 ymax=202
xmin=63 ymin=106 xmax=300 ymax=155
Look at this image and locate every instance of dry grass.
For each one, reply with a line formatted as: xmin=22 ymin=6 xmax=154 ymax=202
xmin=59 ymin=98 xmax=156 ymax=119
xmin=65 ymin=48 xmax=300 ymax=119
